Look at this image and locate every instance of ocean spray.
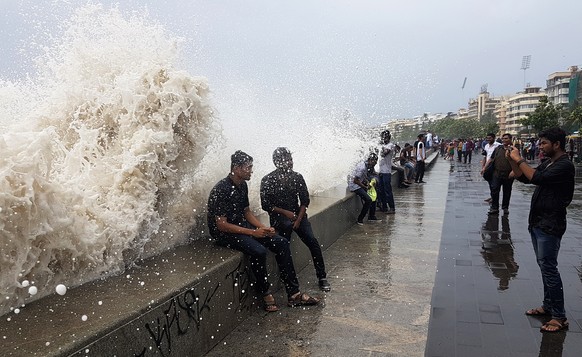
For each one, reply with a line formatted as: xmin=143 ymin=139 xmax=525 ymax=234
xmin=0 ymin=4 xmax=372 ymax=316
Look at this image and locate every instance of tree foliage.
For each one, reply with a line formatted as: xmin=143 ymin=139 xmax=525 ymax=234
xmin=520 ymin=97 xmax=563 ymax=132
xmin=563 ymin=104 xmax=582 ymax=133
xmin=426 ymin=117 xmax=497 ymax=140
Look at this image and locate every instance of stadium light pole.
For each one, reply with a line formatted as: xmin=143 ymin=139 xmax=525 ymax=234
xmin=521 ymin=55 xmax=531 ymax=89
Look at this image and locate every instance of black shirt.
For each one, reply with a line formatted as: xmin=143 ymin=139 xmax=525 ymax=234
xmin=207 ymin=176 xmax=250 ymax=238
xmin=519 ymin=154 xmax=575 ymax=237
xmin=260 ymin=169 xmax=310 ymax=216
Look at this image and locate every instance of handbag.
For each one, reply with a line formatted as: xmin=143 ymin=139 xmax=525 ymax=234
xmin=483 ymin=161 xmax=494 ymax=181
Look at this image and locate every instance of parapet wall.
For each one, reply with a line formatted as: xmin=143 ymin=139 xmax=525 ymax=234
xmin=0 ymin=152 xmax=437 ymax=357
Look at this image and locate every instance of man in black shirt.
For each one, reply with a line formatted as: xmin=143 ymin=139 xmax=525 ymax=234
xmin=207 ymin=150 xmax=319 ymax=312
xmin=260 ymin=148 xmax=330 ymax=292
xmin=507 ymin=127 xmax=575 ymax=333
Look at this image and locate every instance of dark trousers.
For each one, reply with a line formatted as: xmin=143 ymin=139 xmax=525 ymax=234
xmin=415 ymin=160 xmax=426 ymax=182
xmin=489 ymin=175 xmax=514 ymax=210
xmin=379 ymin=172 xmax=395 ymax=211
xmin=273 ymin=215 xmax=327 ymax=280
xmin=353 ymin=188 xmax=376 ymax=221
xmin=216 ymin=226 xmax=300 ymax=298
xmin=463 ymin=151 xmax=472 ymax=163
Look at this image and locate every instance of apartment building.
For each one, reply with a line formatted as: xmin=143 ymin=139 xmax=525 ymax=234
xmin=494 ymin=99 xmax=509 ymax=134
xmin=505 ymin=86 xmax=546 ymax=136
xmin=546 ymin=69 xmax=573 ymax=106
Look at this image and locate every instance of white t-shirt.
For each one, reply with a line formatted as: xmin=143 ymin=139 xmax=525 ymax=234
xmin=379 ymin=142 xmax=395 ymax=174
xmin=484 ymin=142 xmax=501 ymax=160
xmin=415 ymin=141 xmax=426 ymax=161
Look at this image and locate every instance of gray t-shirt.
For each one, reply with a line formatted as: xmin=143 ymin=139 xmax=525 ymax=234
xmin=379 ymin=143 xmax=395 ymax=174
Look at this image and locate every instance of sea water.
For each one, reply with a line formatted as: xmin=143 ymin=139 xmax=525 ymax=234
xmin=0 ymin=4 xmax=372 ymax=316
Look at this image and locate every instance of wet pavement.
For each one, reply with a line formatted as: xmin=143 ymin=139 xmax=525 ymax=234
xmin=206 ymin=158 xmax=582 ymax=357
xmin=426 ymin=158 xmax=582 ymax=357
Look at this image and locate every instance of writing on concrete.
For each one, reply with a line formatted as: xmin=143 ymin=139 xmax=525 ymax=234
xmin=225 ymin=260 xmax=252 ymax=313
xmin=133 ymin=261 xmax=251 ymax=356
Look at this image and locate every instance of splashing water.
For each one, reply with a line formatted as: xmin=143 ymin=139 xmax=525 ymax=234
xmin=0 ymin=4 xmax=372 ymax=316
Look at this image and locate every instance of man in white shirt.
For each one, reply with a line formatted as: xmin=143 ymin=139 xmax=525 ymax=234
xmin=414 ymin=133 xmax=427 ymax=183
xmin=378 ymin=130 xmax=396 ymax=214
xmin=481 ymin=133 xmax=502 ymax=203
xmin=426 ymin=130 xmax=433 ymax=149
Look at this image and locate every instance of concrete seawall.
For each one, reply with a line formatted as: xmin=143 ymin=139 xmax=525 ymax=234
xmin=0 ymin=152 xmax=437 ymax=356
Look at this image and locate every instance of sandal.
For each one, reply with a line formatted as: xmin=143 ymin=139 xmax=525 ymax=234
xmin=525 ymin=307 xmax=550 ymax=316
xmin=263 ymin=294 xmax=279 ymax=312
xmin=288 ymin=292 xmax=319 ymax=307
xmin=540 ymin=319 xmax=569 ymax=333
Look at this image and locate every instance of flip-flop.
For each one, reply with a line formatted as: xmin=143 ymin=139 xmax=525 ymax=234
xmin=525 ymin=307 xmax=550 ymax=316
xmin=263 ymin=294 xmax=279 ymax=312
xmin=540 ymin=319 xmax=569 ymax=333
xmin=288 ymin=292 xmax=319 ymax=307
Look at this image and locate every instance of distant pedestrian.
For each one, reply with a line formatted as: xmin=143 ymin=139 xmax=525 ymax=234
xmin=507 ymin=127 xmax=574 ymax=333
xmin=413 ymin=133 xmax=426 ymax=183
xmin=486 ymin=134 xmax=515 ymax=215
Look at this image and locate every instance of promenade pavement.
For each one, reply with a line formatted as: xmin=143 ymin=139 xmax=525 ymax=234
xmin=206 ymin=156 xmax=582 ymax=356
xmin=426 ymin=157 xmax=582 ymax=357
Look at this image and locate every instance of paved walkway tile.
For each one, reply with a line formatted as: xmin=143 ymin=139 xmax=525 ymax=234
xmin=426 ymin=158 xmax=582 ymax=357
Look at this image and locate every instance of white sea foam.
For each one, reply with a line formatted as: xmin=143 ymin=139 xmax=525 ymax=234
xmin=0 ymin=4 xmax=372 ymax=316
xmin=0 ymin=4 xmax=219 ymax=315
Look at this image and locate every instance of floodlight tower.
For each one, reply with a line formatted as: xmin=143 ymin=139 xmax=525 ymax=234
xmin=521 ymin=55 xmax=531 ymax=88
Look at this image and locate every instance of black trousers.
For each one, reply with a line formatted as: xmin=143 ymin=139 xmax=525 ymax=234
xmin=415 ymin=160 xmax=426 ymax=182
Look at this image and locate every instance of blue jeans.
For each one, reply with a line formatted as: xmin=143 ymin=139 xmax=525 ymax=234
xmin=404 ymin=162 xmax=415 ymax=181
xmin=379 ymin=173 xmax=394 ymax=211
xmin=353 ymin=188 xmax=375 ymax=221
xmin=216 ymin=225 xmax=300 ymax=298
xmin=272 ymin=215 xmax=327 ymax=280
xmin=530 ymin=227 xmax=565 ymax=319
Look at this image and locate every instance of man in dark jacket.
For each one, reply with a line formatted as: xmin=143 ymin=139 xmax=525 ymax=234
xmin=507 ymin=127 xmax=574 ymax=333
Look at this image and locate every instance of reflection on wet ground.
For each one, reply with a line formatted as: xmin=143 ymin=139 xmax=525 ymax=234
xmin=426 ymin=159 xmax=582 ymax=357
xmin=481 ymin=214 xmax=518 ymax=291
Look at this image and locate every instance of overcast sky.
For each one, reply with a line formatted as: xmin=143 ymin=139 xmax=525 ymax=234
xmin=1 ymin=0 xmax=581 ymax=125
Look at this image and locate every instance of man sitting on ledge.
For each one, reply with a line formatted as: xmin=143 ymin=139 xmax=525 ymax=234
xmin=207 ymin=150 xmax=319 ymax=312
xmin=260 ymin=147 xmax=331 ymax=292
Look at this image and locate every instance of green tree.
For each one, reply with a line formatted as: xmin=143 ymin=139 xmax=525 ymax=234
xmin=563 ymin=104 xmax=582 ymax=133
xmin=520 ymin=97 xmax=563 ymax=132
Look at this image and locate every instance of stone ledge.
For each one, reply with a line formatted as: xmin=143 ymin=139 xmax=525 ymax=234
xmin=0 ymin=185 xmax=358 ymax=357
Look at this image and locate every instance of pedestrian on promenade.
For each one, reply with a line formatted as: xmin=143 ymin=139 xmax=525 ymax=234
xmin=413 ymin=133 xmax=426 ymax=183
xmin=481 ymin=133 xmax=501 ymax=203
xmin=486 ymin=133 xmax=515 ymax=215
xmin=348 ymin=152 xmax=383 ymax=223
xmin=506 ymin=127 xmax=575 ymax=333
xmin=207 ymin=150 xmax=319 ymax=312
xmin=260 ymin=147 xmax=331 ymax=292
xmin=378 ymin=130 xmax=397 ymax=213
xmin=464 ymin=138 xmax=474 ymax=164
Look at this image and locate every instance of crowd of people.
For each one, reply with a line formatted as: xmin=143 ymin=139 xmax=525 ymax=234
xmin=205 ymin=126 xmax=576 ymax=335
xmin=347 ymin=130 xmax=433 ymax=224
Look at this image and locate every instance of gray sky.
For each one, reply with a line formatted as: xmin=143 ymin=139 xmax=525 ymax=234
xmin=1 ymin=0 xmax=581 ymax=125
